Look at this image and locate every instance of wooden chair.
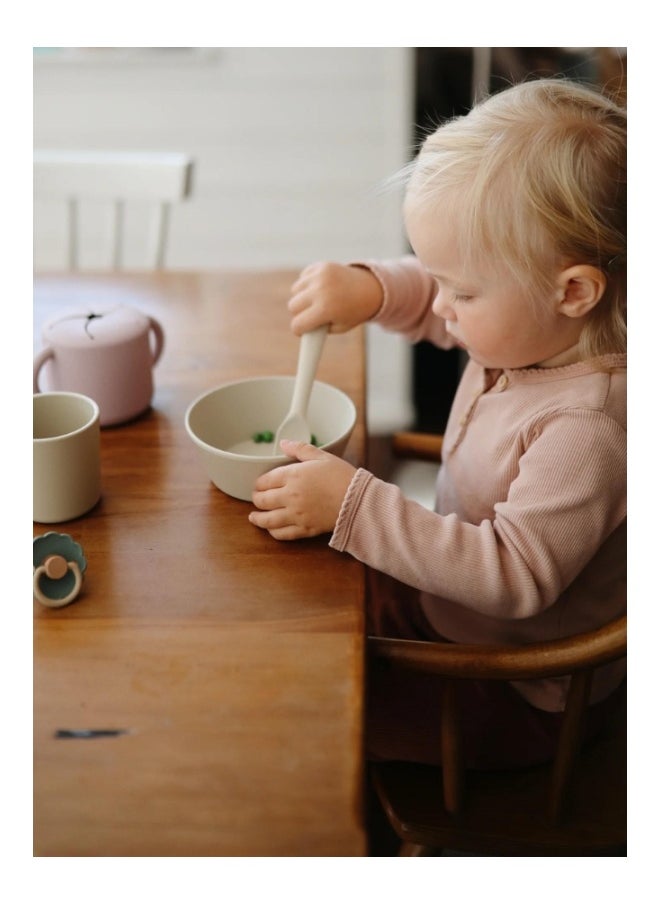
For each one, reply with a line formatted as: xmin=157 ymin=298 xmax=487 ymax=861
xmin=368 ymin=431 xmax=627 ymax=856
xmin=33 ymin=150 xmax=194 ymax=270
xmin=391 ymin=430 xmax=444 ymax=462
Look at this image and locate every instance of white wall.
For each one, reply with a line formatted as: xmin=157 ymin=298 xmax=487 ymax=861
xmin=33 ymin=47 xmax=417 ymax=433
xmin=33 ymin=47 xmax=414 ymax=270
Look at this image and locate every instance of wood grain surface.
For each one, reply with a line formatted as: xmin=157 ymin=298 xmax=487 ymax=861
xmin=33 ymin=271 xmax=367 ymax=856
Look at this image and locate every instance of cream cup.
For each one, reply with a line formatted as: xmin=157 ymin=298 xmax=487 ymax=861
xmin=33 ymin=392 xmax=101 ymax=523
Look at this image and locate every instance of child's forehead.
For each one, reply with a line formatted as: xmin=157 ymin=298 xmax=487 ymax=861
xmin=404 ymin=193 xmax=468 ymax=254
xmin=404 ymin=182 xmax=467 ymax=228
xmin=406 ymin=206 xmax=480 ymax=281
xmin=405 ymin=195 xmax=524 ymax=288
xmin=404 ymin=192 xmax=448 ymax=235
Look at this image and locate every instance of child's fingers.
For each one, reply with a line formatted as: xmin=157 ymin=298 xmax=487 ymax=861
xmin=278 ymin=440 xmax=328 ymax=462
xmin=287 ymin=286 xmax=312 ymax=313
xmin=248 ymin=507 xmax=308 ymax=541
xmin=288 ymin=291 xmax=328 ymax=335
xmin=252 ymin=465 xmax=290 ymax=492
xmin=266 ymin=524 xmax=309 ymax=541
xmin=290 ymin=261 xmax=328 ymax=294
xmin=248 ymin=507 xmax=284 ymax=529
xmin=290 ymin=309 xmax=319 ymax=336
xmin=251 ymin=486 xmax=283 ymax=511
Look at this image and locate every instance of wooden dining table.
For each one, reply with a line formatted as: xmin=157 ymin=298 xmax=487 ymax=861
xmin=33 ymin=271 xmax=368 ymax=856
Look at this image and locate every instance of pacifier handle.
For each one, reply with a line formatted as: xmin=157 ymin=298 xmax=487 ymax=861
xmin=33 ymin=555 xmax=83 ymax=608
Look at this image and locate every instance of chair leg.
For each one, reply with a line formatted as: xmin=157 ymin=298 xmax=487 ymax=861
xmin=366 ymin=778 xmax=401 ymax=856
xmin=400 ymin=842 xmax=437 ymax=856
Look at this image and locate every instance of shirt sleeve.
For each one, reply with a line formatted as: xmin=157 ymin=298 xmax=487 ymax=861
xmin=330 ymin=407 xmax=626 ymax=620
xmin=351 ymin=255 xmax=456 ymax=349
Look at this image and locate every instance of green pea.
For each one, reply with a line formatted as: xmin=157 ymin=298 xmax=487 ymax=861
xmin=253 ymin=430 xmax=319 ymax=445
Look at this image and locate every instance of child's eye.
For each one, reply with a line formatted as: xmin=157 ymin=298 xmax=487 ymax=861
xmin=452 ymin=293 xmax=473 ymax=303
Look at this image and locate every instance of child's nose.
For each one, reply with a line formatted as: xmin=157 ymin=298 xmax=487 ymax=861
xmin=432 ymin=288 xmax=457 ymax=321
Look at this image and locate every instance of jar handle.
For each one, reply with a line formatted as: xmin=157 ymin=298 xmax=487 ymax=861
xmin=148 ymin=317 xmax=165 ymax=366
xmin=33 ymin=346 xmax=55 ymax=393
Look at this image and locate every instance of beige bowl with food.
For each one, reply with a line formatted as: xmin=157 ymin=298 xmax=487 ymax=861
xmin=185 ymin=376 xmax=357 ymax=501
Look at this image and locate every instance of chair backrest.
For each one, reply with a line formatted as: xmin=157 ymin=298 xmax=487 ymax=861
xmin=34 ymin=150 xmax=194 ymax=271
xmin=369 ymin=614 xmax=627 ymax=824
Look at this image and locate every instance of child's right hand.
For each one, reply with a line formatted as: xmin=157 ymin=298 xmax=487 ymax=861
xmin=287 ymin=262 xmax=383 ymax=335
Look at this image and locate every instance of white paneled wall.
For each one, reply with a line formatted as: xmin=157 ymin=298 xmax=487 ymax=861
xmin=33 ymin=48 xmax=413 ymax=269
xmin=33 ymin=47 xmax=417 ymax=435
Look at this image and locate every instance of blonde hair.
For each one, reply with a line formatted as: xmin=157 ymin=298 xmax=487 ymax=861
xmin=405 ymin=78 xmax=627 ymax=358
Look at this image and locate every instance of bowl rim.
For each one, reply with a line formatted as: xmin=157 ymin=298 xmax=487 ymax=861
xmin=184 ymin=376 xmax=356 ymax=463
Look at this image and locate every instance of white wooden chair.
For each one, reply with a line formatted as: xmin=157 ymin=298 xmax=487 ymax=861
xmin=33 ymin=150 xmax=194 ymax=271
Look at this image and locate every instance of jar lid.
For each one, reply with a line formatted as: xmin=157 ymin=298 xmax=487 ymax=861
xmin=42 ymin=304 xmax=149 ymax=349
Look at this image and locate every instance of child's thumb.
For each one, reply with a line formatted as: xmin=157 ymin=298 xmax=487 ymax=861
xmin=279 ymin=439 xmax=328 ymax=462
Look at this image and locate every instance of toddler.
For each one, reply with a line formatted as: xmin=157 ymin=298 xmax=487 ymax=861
xmin=249 ymin=78 xmax=626 ymax=768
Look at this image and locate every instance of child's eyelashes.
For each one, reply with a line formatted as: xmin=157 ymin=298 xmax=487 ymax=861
xmin=429 ymin=275 xmax=475 ymax=303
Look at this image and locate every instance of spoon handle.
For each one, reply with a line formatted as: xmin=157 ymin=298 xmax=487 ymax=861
xmin=289 ymin=325 xmax=328 ymax=414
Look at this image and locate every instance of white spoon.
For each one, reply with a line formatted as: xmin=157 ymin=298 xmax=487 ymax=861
xmin=274 ymin=325 xmax=329 ymax=450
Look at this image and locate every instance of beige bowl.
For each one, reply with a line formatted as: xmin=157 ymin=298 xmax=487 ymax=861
xmin=185 ymin=376 xmax=357 ymax=501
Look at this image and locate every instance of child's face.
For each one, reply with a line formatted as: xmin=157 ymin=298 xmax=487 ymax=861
xmin=405 ymin=202 xmax=582 ymax=369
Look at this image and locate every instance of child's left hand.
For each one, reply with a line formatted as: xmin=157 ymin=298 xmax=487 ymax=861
xmin=249 ymin=440 xmax=357 ymax=540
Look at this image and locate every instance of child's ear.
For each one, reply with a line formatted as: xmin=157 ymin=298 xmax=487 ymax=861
xmin=555 ymin=265 xmax=607 ymax=318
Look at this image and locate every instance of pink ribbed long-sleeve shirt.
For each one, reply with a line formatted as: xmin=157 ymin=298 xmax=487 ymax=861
xmin=329 ymin=257 xmax=626 ymax=710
